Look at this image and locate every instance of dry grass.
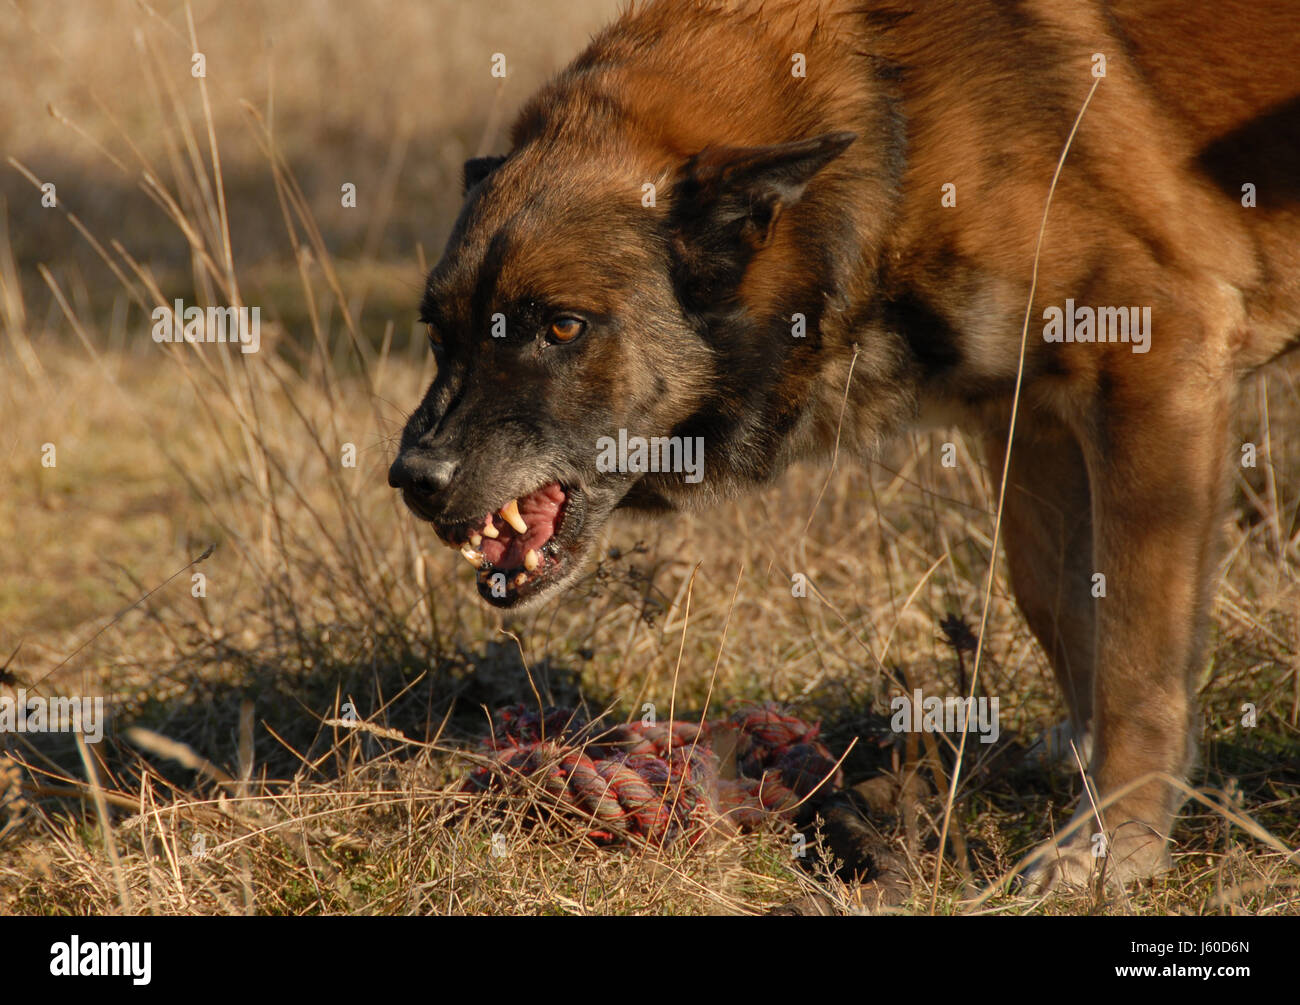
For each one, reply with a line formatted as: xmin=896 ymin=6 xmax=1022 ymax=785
xmin=0 ymin=0 xmax=1297 ymax=915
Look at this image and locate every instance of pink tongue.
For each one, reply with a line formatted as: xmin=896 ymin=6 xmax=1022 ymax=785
xmin=480 ymin=483 xmax=565 ymax=568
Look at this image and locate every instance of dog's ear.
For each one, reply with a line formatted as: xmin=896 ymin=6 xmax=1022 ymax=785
xmin=670 ymin=131 xmax=856 ymax=305
xmin=463 ymin=155 xmax=507 ymax=193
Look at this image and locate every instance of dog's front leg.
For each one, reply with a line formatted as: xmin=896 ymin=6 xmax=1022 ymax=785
xmin=1029 ymin=368 xmax=1233 ymax=889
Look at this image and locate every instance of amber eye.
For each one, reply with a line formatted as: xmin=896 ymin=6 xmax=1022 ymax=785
xmin=548 ymin=317 xmax=586 ymax=343
xmin=426 ymin=323 xmax=442 ymax=348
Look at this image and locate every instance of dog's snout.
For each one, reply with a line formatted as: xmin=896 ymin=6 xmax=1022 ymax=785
xmin=388 ymin=452 xmax=458 ymax=496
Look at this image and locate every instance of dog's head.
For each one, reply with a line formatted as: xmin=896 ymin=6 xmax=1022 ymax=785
xmin=389 ymin=104 xmax=857 ymax=609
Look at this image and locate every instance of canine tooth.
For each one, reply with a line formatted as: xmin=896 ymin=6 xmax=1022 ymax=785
xmin=514 ymin=572 xmax=528 ymax=588
xmin=480 ymin=519 xmax=499 ymax=539
xmin=460 ymin=544 xmax=484 ymax=567
xmin=469 ymin=532 xmax=483 ymax=547
xmin=524 ymin=548 xmax=539 ymax=571
xmin=500 ymin=499 xmax=528 ymax=535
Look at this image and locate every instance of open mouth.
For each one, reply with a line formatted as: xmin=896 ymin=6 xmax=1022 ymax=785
xmin=413 ymin=481 xmax=585 ymax=607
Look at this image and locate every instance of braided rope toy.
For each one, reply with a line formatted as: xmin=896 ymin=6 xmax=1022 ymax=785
xmin=464 ymin=703 xmax=842 ymax=845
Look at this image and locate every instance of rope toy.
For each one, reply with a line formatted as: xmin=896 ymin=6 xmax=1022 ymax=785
xmin=463 ymin=702 xmax=842 ymax=845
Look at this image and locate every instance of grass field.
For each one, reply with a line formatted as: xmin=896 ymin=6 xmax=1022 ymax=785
xmin=1 ymin=0 xmax=1297 ymax=915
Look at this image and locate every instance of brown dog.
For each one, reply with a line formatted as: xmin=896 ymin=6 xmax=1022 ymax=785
xmin=389 ymin=0 xmax=1300 ymax=887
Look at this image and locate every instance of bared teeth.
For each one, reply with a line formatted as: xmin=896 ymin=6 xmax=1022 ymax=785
xmin=469 ymin=532 xmax=483 ymax=547
xmin=460 ymin=544 xmax=484 ymax=567
xmin=500 ymin=499 xmax=528 ymax=535
xmin=480 ymin=518 xmax=499 ymax=539
xmin=513 ymin=572 xmax=528 ymax=588
xmin=524 ymin=548 xmax=539 ymax=571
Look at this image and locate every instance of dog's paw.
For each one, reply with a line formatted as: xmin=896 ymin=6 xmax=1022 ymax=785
xmin=1021 ymin=821 xmax=1170 ymax=893
xmin=1027 ymin=719 xmax=1092 ymax=770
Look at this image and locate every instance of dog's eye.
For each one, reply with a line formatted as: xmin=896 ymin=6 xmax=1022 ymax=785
xmin=548 ymin=317 xmax=586 ymax=343
xmin=426 ymin=323 xmax=443 ymax=349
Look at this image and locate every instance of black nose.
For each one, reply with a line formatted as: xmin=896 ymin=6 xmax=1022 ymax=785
xmin=388 ymin=452 xmax=458 ymax=495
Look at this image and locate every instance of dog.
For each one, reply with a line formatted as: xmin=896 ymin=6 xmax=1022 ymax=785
xmin=389 ymin=0 xmax=1300 ymax=888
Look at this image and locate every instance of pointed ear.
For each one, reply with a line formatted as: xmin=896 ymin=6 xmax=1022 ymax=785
xmin=463 ymin=154 xmax=507 ymax=193
xmin=670 ymin=131 xmax=856 ymax=305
